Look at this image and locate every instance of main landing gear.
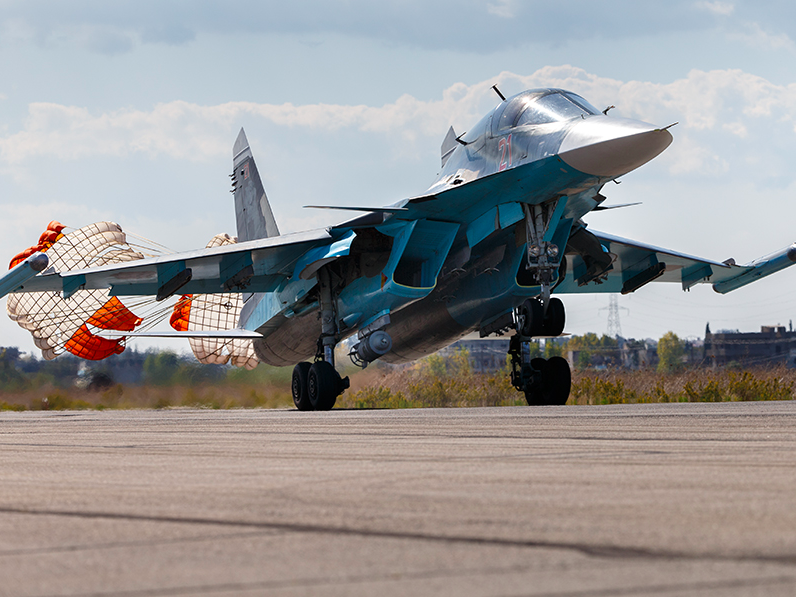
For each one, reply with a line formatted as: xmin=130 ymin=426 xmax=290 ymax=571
xmin=291 ymin=267 xmax=350 ymax=411
xmin=508 ymin=297 xmax=571 ymax=406
xmin=292 ymin=359 xmax=349 ymax=411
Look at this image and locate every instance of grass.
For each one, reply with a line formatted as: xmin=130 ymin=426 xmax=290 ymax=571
xmin=339 ymin=364 xmax=796 ymax=408
xmin=568 ymin=368 xmax=794 ymax=405
xmin=0 ymin=381 xmax=293 ymax=411
xmin=0 ymin=362 xmax=794 ymax=411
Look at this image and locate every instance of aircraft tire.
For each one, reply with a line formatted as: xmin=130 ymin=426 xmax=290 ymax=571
xmin=292 ymin=362 xmax=313 ymax=411
xmin=524 ymin=357 xmax=571 ymax=406
xmin=545 ymin=356 xmax=571 ymax=405
xmin=520 ymin=299 xmax=544 ymax=337
xmin=308 ymin=361 xmax=339 ymax=411
xmin=543 ymin=298 xmax=566 ymax=336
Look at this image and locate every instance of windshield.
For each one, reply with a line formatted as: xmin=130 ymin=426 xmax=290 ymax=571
xmin=497 ymin=91 xmax=600 ymax=131
xmin=563 ymin=92 xmax=600 ymax=115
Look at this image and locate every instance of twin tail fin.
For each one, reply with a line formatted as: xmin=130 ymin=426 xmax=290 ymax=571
xmin=231 ymin=128 xmax=280 ymax=242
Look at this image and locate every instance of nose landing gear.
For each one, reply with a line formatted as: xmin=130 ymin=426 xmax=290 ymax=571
xmin=510 ymin=201 xmax=572 ymax=405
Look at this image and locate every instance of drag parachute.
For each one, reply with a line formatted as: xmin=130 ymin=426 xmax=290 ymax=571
xmin=7 ymin=222 xmax=145 ymax=360
xmin=169 ymin=233 xmax=259 ymax=370
xmin=9 ymin=220 xmax=66 ymax=269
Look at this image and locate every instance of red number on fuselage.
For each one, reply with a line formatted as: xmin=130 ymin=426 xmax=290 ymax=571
xmin=498 ymin=134 xmax=512 ymax=171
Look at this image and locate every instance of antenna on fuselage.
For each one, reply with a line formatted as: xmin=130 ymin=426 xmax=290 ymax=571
xmin=491 ymin=84 xmax=506 ymax=101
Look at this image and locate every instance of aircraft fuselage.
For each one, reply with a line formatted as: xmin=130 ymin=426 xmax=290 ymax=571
xmin=248 ymin=88 xmax=673 ymax=365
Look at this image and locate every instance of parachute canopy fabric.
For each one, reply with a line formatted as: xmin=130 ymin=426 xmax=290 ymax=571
xmin=169 ymin=233 xmax=259 ymax=370
xmin=9 ymin=221 xmax=65 ymax=269
xmin=6 ymin=222 xmax=145 ymax=360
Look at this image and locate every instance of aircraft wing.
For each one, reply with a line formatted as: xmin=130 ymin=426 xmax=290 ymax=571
xmin=3 ymin=228 xmax=335 ymax=300
xmin=555 ymin=229 xmax=796 ymax=295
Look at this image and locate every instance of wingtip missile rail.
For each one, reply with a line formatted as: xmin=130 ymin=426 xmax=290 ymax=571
xmin=712 ymin=243 xmax=796 ymax=294
xmin=0 ymin=252 xmax=49 ymax=299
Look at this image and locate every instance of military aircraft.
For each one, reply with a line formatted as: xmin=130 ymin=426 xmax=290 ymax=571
xmin=3 ymin=86 xmax=796 ymax=409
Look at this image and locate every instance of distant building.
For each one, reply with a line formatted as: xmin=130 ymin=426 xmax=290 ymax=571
xmin=620 ymin=339 xmax=658 ymax=370
xmin=439 ymin=338 xmax=510 ymax=373
xmin=704 ymin=325 xmax=796 ymax=367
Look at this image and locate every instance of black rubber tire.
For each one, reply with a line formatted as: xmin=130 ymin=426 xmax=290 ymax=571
xmin=524 ymin=356 xmax=571 ymax=405
xmin=543 ymin=298 xmax=566 ymax=337
xmin=544 ymin=356 xmax=571 ymax=405
xmin=523 ymin=358 xmax=547 ymax=405
xmin=524 ymin=388 xmax=544 ymax=406
xmin=292 ymin=362 xmax=313 ymax=411
xmin=308 ymin=361 xmax=339 ymax=411
xmin=520 ymin=299 xmax=544 ymax=337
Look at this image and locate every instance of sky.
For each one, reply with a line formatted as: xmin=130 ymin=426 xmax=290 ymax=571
xmin=3 ymin=0 xmax=796 ymax=357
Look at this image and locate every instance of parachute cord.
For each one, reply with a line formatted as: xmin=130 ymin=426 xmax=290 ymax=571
xmin=123 ymin=232 xmax=176 ymax=254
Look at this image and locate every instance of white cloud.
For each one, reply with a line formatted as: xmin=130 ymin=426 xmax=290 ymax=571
xmin=2 ymin=66 xmax=796 ymax=189
xmin=730 ymin=20 xmax=796 ymax=51
xmin=723 ymin=121 xmax=748 ymax=137
xmin=697 ymin=1 xmax=735 ymax=16
xmin=0 ymin=89 xmax=492 ymax=164
xmin=487 ymin=0 xmax=516 ymax=18
xmin=666 ymin=136 xmax=730 ymax=175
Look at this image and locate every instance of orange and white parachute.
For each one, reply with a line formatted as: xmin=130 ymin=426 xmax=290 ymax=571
xmin=7 ymin=222 xmax=146 ymax=360
xmin=169 ymin=233 xmax=259 ymax=370
xmin=9 ymin=220 xmax=66 ymax=269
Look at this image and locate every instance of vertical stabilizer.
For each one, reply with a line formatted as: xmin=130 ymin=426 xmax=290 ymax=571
xmin=232 ymin=128 xmax=280 ymax=241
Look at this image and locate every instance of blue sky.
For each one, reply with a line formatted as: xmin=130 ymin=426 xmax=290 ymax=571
xmin=3 ymin=0 xmax=796 ymax=355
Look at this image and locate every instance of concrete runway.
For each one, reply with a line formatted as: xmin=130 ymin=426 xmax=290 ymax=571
xmin=1 ymin=401 xmax=795 ymax=597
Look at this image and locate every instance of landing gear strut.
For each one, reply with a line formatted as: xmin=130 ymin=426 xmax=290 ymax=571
xmin=291 ymin=267 xmax=349 ymax=411
xmin=522 ymin=201 xmax=562 ymax=314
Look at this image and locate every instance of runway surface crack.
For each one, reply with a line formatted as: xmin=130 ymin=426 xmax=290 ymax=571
xmin=1 ymin=505 xmax=794 ymax=567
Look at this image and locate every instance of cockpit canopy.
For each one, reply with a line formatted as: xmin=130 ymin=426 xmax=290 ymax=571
xmin=493 ymin=89 xmax=600 ymax=134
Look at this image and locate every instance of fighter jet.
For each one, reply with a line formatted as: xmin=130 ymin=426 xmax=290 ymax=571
xmin=3 ymin=86 xmax=795 ymax=409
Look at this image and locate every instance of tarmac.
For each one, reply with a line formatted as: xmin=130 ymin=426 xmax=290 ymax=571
xmin=1 ymin=401 xmax=795 ymax=596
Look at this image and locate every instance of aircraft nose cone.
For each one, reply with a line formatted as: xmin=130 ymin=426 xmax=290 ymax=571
xmin=558 ymin=117 xmax=673 ymax=178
